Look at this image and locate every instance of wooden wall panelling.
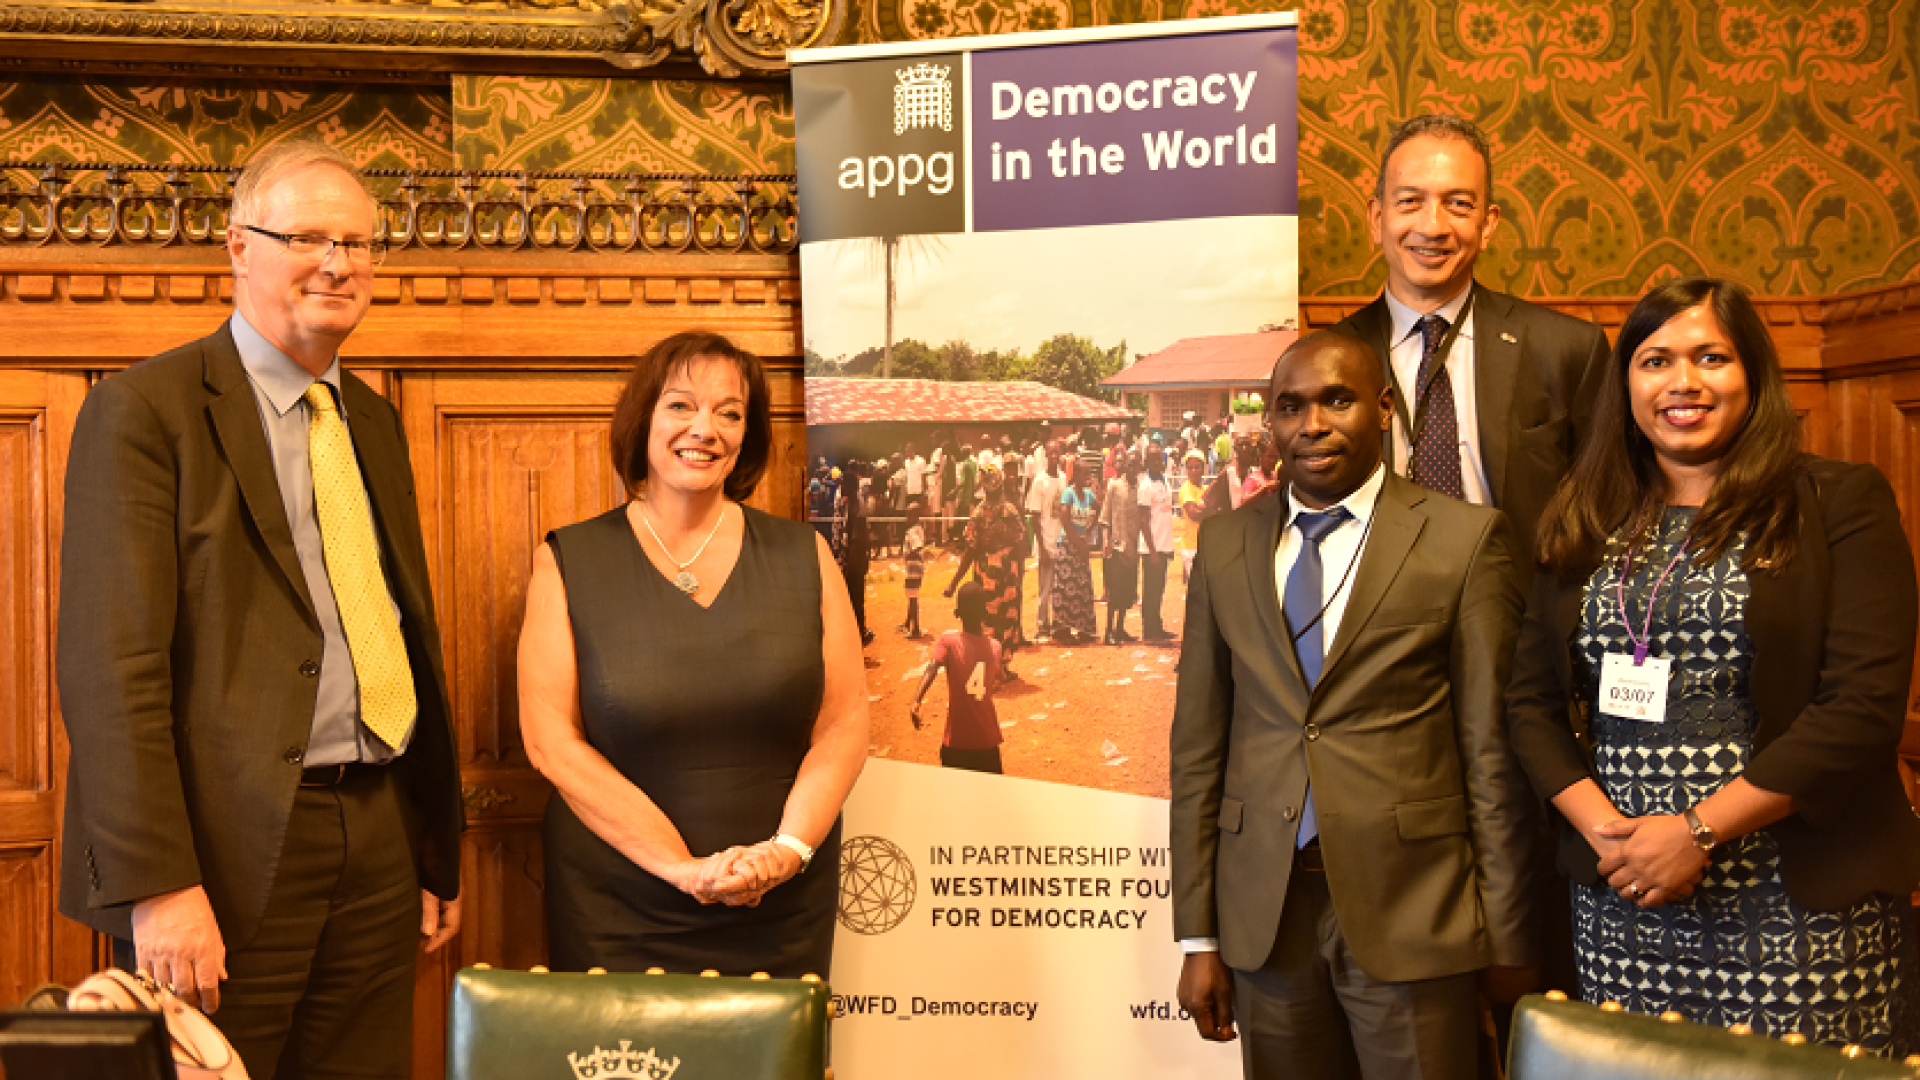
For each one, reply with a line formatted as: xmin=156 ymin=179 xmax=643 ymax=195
xmin=0 ymin=369 xmax=94 ymax=1004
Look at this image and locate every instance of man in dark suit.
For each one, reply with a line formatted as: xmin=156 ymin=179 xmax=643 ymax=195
xmin=1333 ymin=113 xmax=1610 ymax=1009
xmin=1332 ymin=113 xmax=1608 ymax=562
xmin=57 ymin=141 xmax=463 ymax=1079
xmin=1170 ymin=332 xmax=1534 ymax=1079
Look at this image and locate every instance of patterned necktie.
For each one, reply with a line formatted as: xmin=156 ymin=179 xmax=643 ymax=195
xmin=1411 ymin=314 xmax=1465 ymax=500
xmin=304 ymin=383 xmax=416 ymax=750
xmin=1284 ymin=506 xmax=1351 ymax=848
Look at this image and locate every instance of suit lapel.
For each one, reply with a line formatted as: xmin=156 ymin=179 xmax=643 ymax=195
xmin=1350 ymin=298 xmax=1409 ymax=463
xmin=1472 ymin=286 xmax=1522 ymax=508
xmin=1320 ymin=475 xmax=1424 ymax=681
xmin=1243 ymin=495 xmax=1308 ymax=690
xmin=202 ymin=322 xmax=317 ymax=621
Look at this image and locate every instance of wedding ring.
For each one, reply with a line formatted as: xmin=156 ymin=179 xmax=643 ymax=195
xmin=1629 ymin=883 xmax=1643 ymax=897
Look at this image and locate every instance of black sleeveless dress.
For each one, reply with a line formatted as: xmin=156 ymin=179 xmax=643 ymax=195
xmin=543 ymin=503 xmax=840 ymax=977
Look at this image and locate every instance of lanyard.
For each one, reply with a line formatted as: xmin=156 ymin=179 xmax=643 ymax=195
xmin=1615 ymin=533 xmax=1691 ymax=665
xmin=1387 ymin=287 xmax=1477 ymax=458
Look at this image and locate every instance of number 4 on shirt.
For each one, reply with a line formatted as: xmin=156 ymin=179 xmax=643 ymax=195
xmin=965 ymin=662 xmax=987 ymax=700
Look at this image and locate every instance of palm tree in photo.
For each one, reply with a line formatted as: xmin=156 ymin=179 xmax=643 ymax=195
xmin=843 ymin=233 xmax=947 ymax=378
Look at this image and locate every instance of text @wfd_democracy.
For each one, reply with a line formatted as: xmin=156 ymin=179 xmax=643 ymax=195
xmin=835 ymin=995 xmax=1041 ymax=1020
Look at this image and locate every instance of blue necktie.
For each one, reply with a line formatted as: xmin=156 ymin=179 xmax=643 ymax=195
xmin=1285 ymin=506 xmax=1351 ymax=847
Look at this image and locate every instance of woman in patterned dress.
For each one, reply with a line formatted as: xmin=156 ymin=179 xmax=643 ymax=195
xmin=947 ymin=464 xmax=1026 ymax=679
xmin=1508 ymin=278 xmax=1920 ymax=1053
xmin=1049 ymin=459 xmax=1099 ymax=645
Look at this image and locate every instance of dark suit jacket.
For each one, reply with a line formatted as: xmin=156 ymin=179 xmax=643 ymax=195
xmin=1505 ymin=456 xmax=1920 ymax=911
xmin=1169 ymin=472 xmax=1535 ymax=982
xmin=56 ymin=321 xmax=463 ymax=942
xmin=1332 ymin=285 xmax=1609 ymax=562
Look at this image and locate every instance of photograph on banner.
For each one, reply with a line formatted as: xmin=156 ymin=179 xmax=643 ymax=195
xmin=795 ymin=22 xmax=1299 ymax=800
xmin=794 ymin=19 xmax=1296 ymax=1078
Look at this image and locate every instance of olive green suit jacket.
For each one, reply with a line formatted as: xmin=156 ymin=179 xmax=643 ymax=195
xmin=56 ymin=321 xmax=463 ymax=943
xmin=1169 ymin=472 xmax=1535 ymax=981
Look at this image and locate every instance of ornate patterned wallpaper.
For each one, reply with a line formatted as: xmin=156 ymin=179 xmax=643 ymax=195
xmin=4 ymin=1 xmax=1918 ymax=297
xmin=0 ymin=77 xmax=452 ymax=168
xmin=451 ymin=76 xmax=793 ymax=176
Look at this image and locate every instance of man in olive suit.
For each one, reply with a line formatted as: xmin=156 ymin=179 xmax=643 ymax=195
xmin=1170 ymin=332 xmax=1534 ymax=1079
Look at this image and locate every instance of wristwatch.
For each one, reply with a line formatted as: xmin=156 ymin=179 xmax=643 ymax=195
xmin=773 ymin=833 xmax=815 ymax=872
xmin=1682 ymin=807 xmax=1717 ymax=853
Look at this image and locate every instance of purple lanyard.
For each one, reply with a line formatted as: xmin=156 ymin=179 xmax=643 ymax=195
xmin=1615 ymin=538 xmax=1691 ymax=666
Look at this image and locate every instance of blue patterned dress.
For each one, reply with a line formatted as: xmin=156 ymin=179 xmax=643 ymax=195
xmin=1572 ymin=507 xmax=1920 ymax=1054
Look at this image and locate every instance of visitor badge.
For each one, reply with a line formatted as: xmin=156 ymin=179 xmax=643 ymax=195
xmin=1599 ymin=652 xmax=1670 ymax=722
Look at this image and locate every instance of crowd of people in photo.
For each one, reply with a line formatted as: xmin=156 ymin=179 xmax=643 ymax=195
xmin=806 ymin=417 xmax=1282 ymax=674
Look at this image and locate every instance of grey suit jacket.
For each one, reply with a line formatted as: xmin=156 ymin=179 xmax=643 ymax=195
xmin=56 ymin=321 xmax=463 ymax=942
xmin=1332 ymin=285 xmax=1608 ymax=563
xmin=1169 ymin=473 xmax=1534 ymax=982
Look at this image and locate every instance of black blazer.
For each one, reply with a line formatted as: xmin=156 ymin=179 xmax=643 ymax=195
xmin=56 ymin=322 xmax=464 ymax=942
xmin=1332 ymin=285 xmax=1609 ymax=564
xmin=1505 ymin=455 xmax=1920 ymax=911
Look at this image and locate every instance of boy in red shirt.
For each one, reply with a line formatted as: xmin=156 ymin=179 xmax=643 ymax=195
xmin=909 ymin=583 xmax=1005 ymax=774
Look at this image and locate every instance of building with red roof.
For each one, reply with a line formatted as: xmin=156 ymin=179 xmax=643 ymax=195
xmin=805 ymin=377 xmax=1136 ymax=464
xmin=1101 ymin=330 xmax=1298 ymax=429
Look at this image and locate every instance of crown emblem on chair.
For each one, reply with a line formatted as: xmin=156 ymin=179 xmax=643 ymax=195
xmin=565 ymin=1040 xmax=682 ymax=1079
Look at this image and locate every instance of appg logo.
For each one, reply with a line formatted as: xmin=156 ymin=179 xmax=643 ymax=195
xmin=837 ymin=835 xmax=916 ymax=935
xmin=792 ymin=50 xmax=966 ymax=242
xmin=893 ymin=62 xmax=952 ymax=135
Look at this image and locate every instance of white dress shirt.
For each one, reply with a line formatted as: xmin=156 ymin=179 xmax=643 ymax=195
xmin=1271 ymin=463 xmax=1386 ymax=651
xmin=1180 ymin=464 xmax=1387 ymax=955
xmin=1384 ymin=284 xmax=1491 ymax=506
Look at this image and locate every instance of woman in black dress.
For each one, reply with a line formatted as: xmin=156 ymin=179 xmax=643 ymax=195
xmin=518 ymin=330 xmax=869 ymax=977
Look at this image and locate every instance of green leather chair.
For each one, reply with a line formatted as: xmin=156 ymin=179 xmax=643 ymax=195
xmin=1508 ymin=993 xmax=1920 ymax=1079
xmin=447 ymin=966 xmax=830 ymax=1080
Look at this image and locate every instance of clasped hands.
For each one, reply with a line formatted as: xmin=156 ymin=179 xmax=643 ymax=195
xmin=679 ymin=840 xmax=804 ymax=907
xmin=1592 ymin=813 xmax=1709 ymax=909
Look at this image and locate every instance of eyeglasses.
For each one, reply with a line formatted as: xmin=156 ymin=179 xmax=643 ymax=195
xmin=242 ymin=225 xmax=388 ymax=267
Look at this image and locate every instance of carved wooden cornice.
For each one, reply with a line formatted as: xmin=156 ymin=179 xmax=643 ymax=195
xmin=0 ymin=164 xmax=797 ymax=255
xmin=0 ymin=262 xmax=803 ymax=366
xmin=0 ymin=0 xmax=842 ymax=77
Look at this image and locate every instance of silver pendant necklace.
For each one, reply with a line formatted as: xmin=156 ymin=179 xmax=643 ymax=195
xmin=634 ymin=498 xmax=731 ymax=594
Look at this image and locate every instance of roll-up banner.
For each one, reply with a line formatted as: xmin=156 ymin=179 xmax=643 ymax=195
xmin=794 ymin=14 xmax=1297 ymax=1078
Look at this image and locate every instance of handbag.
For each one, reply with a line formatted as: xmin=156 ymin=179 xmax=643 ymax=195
xmin=67 ymin=968 xmax=249 ymax=1079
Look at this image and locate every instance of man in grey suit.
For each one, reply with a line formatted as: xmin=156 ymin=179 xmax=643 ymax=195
xmin=1170 ymin=332 xmax=1534 ymax=1079
xmin=57 ymin=141 xmax=463 ymax=1079
xmin=1332 ymin=113 xmax=1608 ymax=563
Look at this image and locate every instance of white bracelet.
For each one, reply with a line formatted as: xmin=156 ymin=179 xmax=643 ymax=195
xmin=772 ymin=833 xmax=814 ymax=872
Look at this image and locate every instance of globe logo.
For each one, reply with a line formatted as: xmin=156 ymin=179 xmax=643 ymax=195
xmin=837 ymin=835 xmax=916 ymax=935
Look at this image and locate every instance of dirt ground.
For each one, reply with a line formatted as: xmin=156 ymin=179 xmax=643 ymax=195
xmin=856 ymin=540 xmax=1190 ymax=799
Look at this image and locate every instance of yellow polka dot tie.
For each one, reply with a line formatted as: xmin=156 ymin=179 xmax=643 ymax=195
xmin=305 ymin=382 xmax=416 ymax=750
